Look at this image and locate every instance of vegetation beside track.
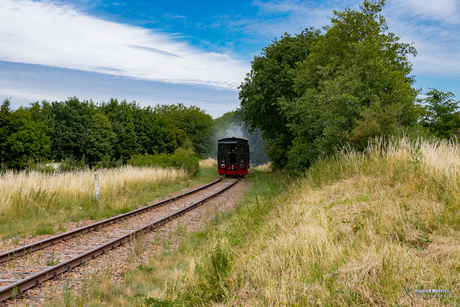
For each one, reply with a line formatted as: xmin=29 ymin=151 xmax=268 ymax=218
xmin=60 ymin=137 xmax=460 ymax=306
xmin=0 ymin=163 xmax=219 ymax=240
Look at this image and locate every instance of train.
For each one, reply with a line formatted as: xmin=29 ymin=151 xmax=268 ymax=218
xmin=217 ymin=137 xmax=250 ymax=177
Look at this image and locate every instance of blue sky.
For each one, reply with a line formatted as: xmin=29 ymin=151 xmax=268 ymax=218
xmin=1 ymin=0 xmax=459 ymax=118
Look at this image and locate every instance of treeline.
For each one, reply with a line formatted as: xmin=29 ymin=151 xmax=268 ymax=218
xmin=0 ymin=97 xmax=213 ymax=169
xmin=239 ymin=0 xmax=459 ymax=175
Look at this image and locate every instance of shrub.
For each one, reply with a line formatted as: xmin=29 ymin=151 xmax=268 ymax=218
xmin=128 ymin=150 xmax=200 ymax=177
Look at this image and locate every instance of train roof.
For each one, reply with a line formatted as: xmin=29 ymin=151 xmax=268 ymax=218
xmin=217 ymin=137 xmax=248 ymax=144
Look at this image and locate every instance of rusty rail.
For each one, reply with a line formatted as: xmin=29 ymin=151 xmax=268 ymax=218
xmin=0 ymin=178 xmax=238 ymax=303
xmin=0 ymin=178 xmax=222 ymax=264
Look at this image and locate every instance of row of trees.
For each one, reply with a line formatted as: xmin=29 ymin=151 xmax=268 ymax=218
xmin=239 ymin=0 xmax=459 ymax=174
xmin=0 ymin=98 xmax=213 ymax=169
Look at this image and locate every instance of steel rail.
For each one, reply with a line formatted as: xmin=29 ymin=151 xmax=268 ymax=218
xmin=0 ymin=178 xmax=222 ymax=264
xmin=0 ymin=178 xmax=239 ymax=303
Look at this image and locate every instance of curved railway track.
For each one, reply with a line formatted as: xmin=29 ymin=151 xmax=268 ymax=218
xmin=0 ymin=178 xmax=239 ymax=303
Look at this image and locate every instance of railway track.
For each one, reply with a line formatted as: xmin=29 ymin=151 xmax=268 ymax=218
xmin=0 ymin=178 xmax=239 ymax=303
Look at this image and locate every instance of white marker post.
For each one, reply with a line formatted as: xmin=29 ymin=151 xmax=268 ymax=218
xmin=95 ymin=174 xmax=100 ymax=200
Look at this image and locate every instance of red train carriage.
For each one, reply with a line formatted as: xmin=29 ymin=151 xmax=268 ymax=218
xmin=217 ymin=137 xmax=250 ymax=177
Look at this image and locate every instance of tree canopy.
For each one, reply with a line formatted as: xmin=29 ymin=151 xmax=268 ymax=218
xmin=419 ymin=89 xmax=460 ymax=139
xmin=239 ymin=28 xmax=321 ymax=169
xmin=1 ymin=97 xmax=213 ymax=169
xmin=239 ymin=0 xmax=428 ymax=174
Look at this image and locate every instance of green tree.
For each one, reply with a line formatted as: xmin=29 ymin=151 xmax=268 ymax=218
xmin=239 ymin=28 xmax=321 ymax=168
xmin=0 ymin=103 xmax=50 ymax=168
xmin=0 ymin=99 xmax=16 ymax=166
xmin=154 ymin=103 xmax=213 ymax=157
xmin=100 ymin=99 xmax=141 ymax=162
xmin=51 ymin=97 xmax=95 ymax=161
xmin=280 ymin=0 xmax=418 ymax=173
xmin=133 ymin=106 xmax=178 ymax=155
xmin=85 ymin=112 xmax=117 ymax=162
xmin=418 ymin=89 xmax=460 ymax=139
xmin=27 ymin=100 xmax=54 ymax=136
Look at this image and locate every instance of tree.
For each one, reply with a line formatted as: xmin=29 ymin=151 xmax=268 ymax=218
xmin=132 ymin=106 xmax=178 ymax=155
xmin=0 ymin=99 xmax=16 ymax=166
xmin=0 ymin=103 xmax=50 ymax=168
xmin=279 ymin=0 xmax=418 ymax=173
xmin=239 ymin=28 xmax=321 ymax=169
xmin=419 ymin=89 xmax=460 ymax=139
xmin=154 ymin=103 xmax=213 ymax=157
xmin=51 ymin=97 xmax=95 ymax=161
xmin=100 ymin=99 xmax=141 ymax=162
xmin=85 ymin=112 xmax=117 ymax=162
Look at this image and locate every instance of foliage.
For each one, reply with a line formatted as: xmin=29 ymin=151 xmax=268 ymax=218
xmin=155 ymin=103 xmax=213 ymax=157
xmin=418 ymin=88 xmax=460 ymax=139
xmin=129 ymin=150 xmax=200 ymax=177
xmin=239 ymin=28 xmax=321 ymax=168
xmin=99 ymin=99 xmax=141 ymax=162
xmin=279 ymin=0 xmax=418 ymax=174
xmin=2 ymin=97 xmax=213 ymax=169
xmin=86 ymin=112 xmax=117 ymax=163
xmin=50 ymin=97 xmax=95 ymax=161
xmin=59 ymin=156 xmax=88 ymax=172
xmin=0 ymin=99 xmax=51 ymax=168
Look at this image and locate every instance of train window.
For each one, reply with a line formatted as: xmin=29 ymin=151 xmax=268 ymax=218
xmin=239 ymin=144 xmax=244 ymax=152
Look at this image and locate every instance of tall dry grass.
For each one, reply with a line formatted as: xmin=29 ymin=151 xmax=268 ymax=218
xmin=253 ymin=162 xmax=272 ymax=171
xmin=199 ymin=158 xmax=217 ymax=169
xmin=0 ymin=166 xmax=186 ymax=238
xmin=220 ymin=136 xmax=460 ymax=306
xmin=53 ymin=137 xmax=460 ymax=306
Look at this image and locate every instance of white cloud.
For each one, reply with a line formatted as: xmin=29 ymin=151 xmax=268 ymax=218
xmin=394 ymin=0 xmax=460 ymax=25
xmin=235 ymin=0 xmax=460 ymax=78
xmin=0 ymin=0 xmax=249 ymax=89
xmin=385 ymin=0 xmax=460 ymax=77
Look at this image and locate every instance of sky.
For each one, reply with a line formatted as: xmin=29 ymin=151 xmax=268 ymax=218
xmin=0 ymin=0 xmax=459 ymax=118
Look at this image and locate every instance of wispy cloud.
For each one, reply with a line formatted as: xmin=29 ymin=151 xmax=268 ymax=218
xmin=162 ymin=13 xmax=187 ymax=20
xmin=212 ymin=0 xmax=361 ymax=44
xmin=127 ymin=45 xmax=182 ymax=58
xmin=218 ymin=0 xmax=459 ymax=79
xmin=385 ymin=0 xmax=460 ymax=77
xmin=0 ymin=0 xmax=249 ymax=89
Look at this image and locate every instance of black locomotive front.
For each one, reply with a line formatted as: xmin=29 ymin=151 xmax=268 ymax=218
xmin=217 ymin=137 xmax=249 ymax=177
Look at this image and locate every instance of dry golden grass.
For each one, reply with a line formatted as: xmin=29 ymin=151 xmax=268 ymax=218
xmin=0 ymin=166 xmax=186 ymax=211
xmin=54 ymin=137 xmax=460 ymax=306
xmin=0 ymin=166 xmax=187 ymax=238
xmin=220 ymin=137 xmax=460 ymax=306
xmin=199 ymin=158 xmax=217 ymax=168
xmin=253 ymin=162 xmax=272 ymax=171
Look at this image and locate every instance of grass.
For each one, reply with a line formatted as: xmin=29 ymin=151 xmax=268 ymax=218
xmin=49 ymin=169 xmax=288 ymax=306
xmin=46 ymin=137 xmax=460 ymax=306
xmin=0 ymin=164 xmax=219 ymax=240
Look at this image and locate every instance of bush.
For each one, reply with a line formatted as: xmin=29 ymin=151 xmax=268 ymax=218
xmin=128 ymin=150 xmax=200 ymax=177
xmin=92 ymin=155 xmax=123 ymax=170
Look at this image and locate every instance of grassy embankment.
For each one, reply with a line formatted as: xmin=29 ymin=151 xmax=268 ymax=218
xmin=0 ymin=160 xmax=219 ymax=240
xmin=68 ymin=137 xmax=460 ymax=307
